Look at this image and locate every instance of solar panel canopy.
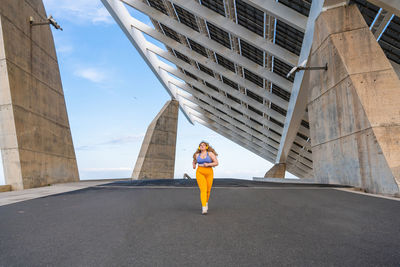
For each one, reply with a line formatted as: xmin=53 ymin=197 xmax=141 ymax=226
xmin=102 ymin=0 xmax=400 ymax=178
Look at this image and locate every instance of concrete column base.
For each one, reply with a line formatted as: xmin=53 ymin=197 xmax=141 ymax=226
xmin=0 ymin=0 xmax=79 ymax=190
xmin=264 ymin=163 xmax=286 ymax=178
xmin=132 ymin=100 xmax=179 ymax=179
xmin=307 ymin=5 xmax=400 ymax=196
xmin=0 ymin=185 xmax=11 ymax=192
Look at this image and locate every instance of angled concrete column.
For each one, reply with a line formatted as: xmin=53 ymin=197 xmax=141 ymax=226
xmin=0 ymin=0 xmax=79 ymax=190
xmin=264 ymin=163 xmax=286 ymax=178
xmin=132 ymin=100 xmax=179 ymax=179
xmin=307 ymin=5 xmax=400 ymax=196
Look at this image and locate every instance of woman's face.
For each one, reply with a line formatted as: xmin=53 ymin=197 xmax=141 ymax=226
xmin=199 ymin=143 xmax=207 ymax=151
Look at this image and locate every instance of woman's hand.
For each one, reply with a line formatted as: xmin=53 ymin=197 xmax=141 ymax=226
xmin=193 ymin=162 xmax=196 ymax=169
xmin=203 ymin=163 xmax=209 ymax=167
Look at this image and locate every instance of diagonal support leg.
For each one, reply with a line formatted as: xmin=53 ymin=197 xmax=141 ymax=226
xmin=307 ymin=5 xmax=400 ymax=196
xmin=132 ymin=100 xmax=179 ymax=179
xmin=0 ymin=0 xmax=79 ymax=190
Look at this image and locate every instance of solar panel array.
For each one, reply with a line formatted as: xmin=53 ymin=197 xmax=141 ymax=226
xmin=111 ymin=0 xmax=400 ymax=178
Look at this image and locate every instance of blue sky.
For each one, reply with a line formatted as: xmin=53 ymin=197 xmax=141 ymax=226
xmin=0 ymin=0 xmax=297 ymax=184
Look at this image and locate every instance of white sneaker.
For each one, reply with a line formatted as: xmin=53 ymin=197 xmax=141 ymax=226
xmin=202 ymin=206 xmax=208 ymax=215
xmin=206 ymin=202 xmax=208 ymax=209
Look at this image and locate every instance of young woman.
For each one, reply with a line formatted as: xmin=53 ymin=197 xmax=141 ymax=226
xmin=192 ymin=141 xmax=219 ymax=215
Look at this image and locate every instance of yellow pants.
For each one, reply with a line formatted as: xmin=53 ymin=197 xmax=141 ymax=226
xmin=196 ymin=166 xmax=214 ymax=207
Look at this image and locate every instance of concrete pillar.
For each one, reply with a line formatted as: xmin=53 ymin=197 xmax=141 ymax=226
xmin=264 ymin=163 xmax=286 ymax=178
xmin=0 ymin=185 xmax=11 ymax=192
xmin=307 ymin=4 xmax=400 ymax=196
xmin=0 ymin=0 xmax=79 ymax=190
xmin=132 ymin=100 xmax=179 ymax=179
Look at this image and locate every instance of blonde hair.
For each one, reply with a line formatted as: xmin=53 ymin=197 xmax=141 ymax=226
xmin=193 ymin=141 xmax=218 ymax=161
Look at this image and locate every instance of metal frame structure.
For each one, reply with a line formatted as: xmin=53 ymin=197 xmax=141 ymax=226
xmin=102 ymin=0 xmax=400 ymax=178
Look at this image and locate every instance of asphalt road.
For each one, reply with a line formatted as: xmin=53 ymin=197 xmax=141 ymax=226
xmin=0 ymin=179 xmax=399 ymax=266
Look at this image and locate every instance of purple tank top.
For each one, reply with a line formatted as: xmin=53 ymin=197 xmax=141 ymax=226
xmin=197 ymin=152 xmax=212 ymax=164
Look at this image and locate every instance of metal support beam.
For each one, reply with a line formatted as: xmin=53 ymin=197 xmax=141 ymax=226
xmin=129 ymin=16 xmax=291 ymax=105
xmin=102 ymin=0 xmax=314 ymax=177
xmin=368 ymin=0 xmax=400 ymax=18
xmin=287 ymin=157 xmax=312 ymax=177
xmin=183 ymin=102 xmax=277 ymax=158
xmin=157 ymin=60 xmax=283 ymax=133
xmin=189 ymin=111 xmax=269 ymax=155
xmin=174 ymin=82 xmax=282 ymax=145
xmin=191 ymin=115 xmax=276 ymax=162
xmin=288 ymin=149 xmax=313 ymax=169
xmin=162 ymin=64 xmax=313 ymax=161
xmin=170 ymin=80 xmax=312 ymax=166
xmin=371 ymin=10 xmax=393 ymax=39
xmin=275 ymin=0 xmax=325 ymax=164
xmin=101 ymin=0 xmax=194 ymax=124
xmin=176 ymin=89 xmax=278 ymax=155
xmin=122 ymin=0 xmax=299 ymax=66
xmin=243 ymin=0 xmax=307 ymax=32
xmin=145 ymin=44 xmax=287 ymax=123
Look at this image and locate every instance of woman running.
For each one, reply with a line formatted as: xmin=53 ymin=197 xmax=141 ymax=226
xmin=192 ymin=141 xmax=219 ymax=215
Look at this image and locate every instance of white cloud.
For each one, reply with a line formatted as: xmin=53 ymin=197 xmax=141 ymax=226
xmin=56 ymin=44 xmax=74 ymax=54
xmin=101 ymin=134 xmax=145 ymax=145
xmin=76 ymin=134 xmax=145 ymax=150
xmin=43 ymin=0 xmax=113 ymax=25
xmin=74 ymin=67 xmax=106 ymax=83
xmin=92 ymin=6 xmax=113 ymax=24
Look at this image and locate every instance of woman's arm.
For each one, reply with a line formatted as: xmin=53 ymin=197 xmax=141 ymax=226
xmin=204 ymin=152 xmax=219 ymax=167
xmin=193 ymin=153 xmax=198 ymax=169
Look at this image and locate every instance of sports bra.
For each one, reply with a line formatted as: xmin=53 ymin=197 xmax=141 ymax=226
xmin=197 ymin=152 xmax=213 ymax=164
